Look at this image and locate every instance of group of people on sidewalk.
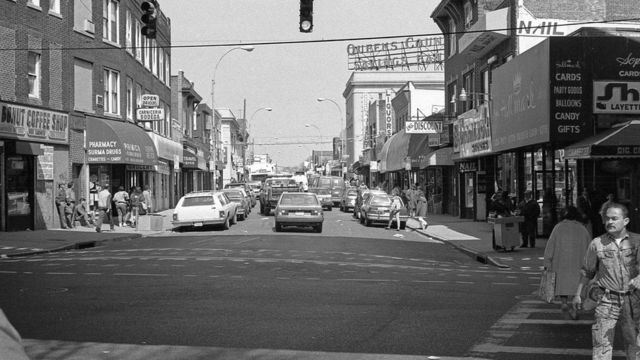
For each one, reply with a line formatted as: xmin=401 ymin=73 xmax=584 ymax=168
xmin=56 ymin=182 xmax=152 ymax=232
xmin=542 ymin=199 xmax=640 ymax=359
xmin=385 ymin=183 xmax=428 ymax=231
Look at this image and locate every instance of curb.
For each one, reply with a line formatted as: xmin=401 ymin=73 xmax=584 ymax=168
xmin=414 ymin=228 xmax=510 ymax=269
xmin=2 ymin=233 xmax=143 ymax=258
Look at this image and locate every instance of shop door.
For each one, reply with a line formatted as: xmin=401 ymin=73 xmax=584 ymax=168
xmin=5 ymin=155 xmax=34 ymax=231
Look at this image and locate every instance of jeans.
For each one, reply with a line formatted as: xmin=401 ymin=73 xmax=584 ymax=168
xmin=116 ymin=203 xmax=128 ymax=225
xmin=592 ymin=290 xmax=640 ymax=360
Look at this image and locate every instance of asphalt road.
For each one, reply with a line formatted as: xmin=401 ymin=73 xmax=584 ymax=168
xmin=0 ymin=206 xmax=607 ymax=359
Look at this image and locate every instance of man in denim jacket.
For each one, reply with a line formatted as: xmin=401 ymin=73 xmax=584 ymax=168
xmin=573 ymin=202 xmax=640 ymax=360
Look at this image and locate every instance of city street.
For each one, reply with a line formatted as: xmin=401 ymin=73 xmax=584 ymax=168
xmin=0 ymin=207 xmax=614 ymax=359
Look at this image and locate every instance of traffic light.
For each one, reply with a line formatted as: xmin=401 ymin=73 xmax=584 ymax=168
xmin=299 ymin=0 xmax=313 ymax=33
xmin=140 ymin=0 xmax=158 ymax=39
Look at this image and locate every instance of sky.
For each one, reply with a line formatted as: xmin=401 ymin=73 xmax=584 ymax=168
xmin=159 ymin=0 xmax=441 ymax=167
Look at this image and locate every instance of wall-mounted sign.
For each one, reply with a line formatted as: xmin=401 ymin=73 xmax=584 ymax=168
xmin=385 ymin=90 xmax=393 ymax=137
xmin=593 ymin=81 xmax=640 ymax=114
xmin=405 ymin=120 xmax=442 ymax=134
xmin=141 ymin=94 xmax=159 ymax=107
xmin=454 ymin=104 xmax=492 ymax=158
xmin=137 ymin=108 xmax=165 ymax=121
xmin=0 ymin=102 xmax=69 ymax=144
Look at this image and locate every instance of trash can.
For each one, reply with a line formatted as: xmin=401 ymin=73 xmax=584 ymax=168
xmin=489 ymin=216 xmax=524 ymax=252
xmin=137 ymin=214 xmax=164 ymax=231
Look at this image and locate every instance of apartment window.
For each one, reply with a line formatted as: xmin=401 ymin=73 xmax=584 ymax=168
xmin=136 ymin=83 xmax=142 ymax=108
xmin=74 ymin=0 xmax=92 ymax=34
xmin=125 ymin=10 xmax=132 ymax=53
xmin=28 ymin=0 xmax=40 ymax=7
xmin=464 ymin=1 xmax=473 ymax=29
xmin=103 ymin=68 xmax=120 ymax=115
xmin=126 ymin=77 xmax=133 ymax=120
xmin=164 ymin=103 xmax=170 ymax=136
xmin=27 ymin=52 xmax=41 ymax=98
xmin=480 ymin=69 xmax=490 ymax=104
xmin=164 ymin=51 xmax=170 ymax=85
xmin=144 ymin=37 xmax=151 ymax=70
xmin=49 ymin=0 xmax=60 ymax=14
xmin=463 ymin=71 xmax=474 ymax=111
xmin=134 ymin=21 xmax=142 ymax=61
xmin=102 ymin=0 xmax=119 ymax=44
xmin=159 ymin=49 xmax=165 ymax=83
xmin=448 ymin=19 xmax=457 ymax=58
xmin=151 ymin=39 xmax=158 ymax=76
xmin=74 ymin=58 xmax=93 ymax=112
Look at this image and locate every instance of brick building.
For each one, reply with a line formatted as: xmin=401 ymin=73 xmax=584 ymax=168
xmin=0 ymin=0 xmax=177 ymax=231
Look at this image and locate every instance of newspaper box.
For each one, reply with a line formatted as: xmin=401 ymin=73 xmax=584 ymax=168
xmin=489 ymin=216 xmax=524 ymax=252
xmin=137 ymin=214 xmax=164 ymax=231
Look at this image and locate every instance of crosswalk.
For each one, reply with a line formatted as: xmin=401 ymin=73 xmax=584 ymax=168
xmin=469 ymin=296 xmax=627 ymax=359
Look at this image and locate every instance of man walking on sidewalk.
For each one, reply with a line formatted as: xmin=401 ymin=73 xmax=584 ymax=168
xmin=94 ymin=184 xmax=114 ymax=233
xmin=519 ymin=190 xmax=540 ymax=248
xmin=573 ymin=202 xmax=640 ymax=360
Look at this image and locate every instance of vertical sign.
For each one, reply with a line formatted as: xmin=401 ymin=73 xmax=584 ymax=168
xmin=37 ymin=145 xmax=54 ymax=180
xmin=385 ymin=90 xmax=392 ymax=137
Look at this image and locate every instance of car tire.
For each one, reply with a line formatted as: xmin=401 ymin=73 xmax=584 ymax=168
xmin=315 ymin=224 xmax=322 ymax=233
xmin=275 ymin=222 xmax=282 ymax=232
xmin=359 ymin=214 xmax=364 ymax=224
xmin=327 ymin=206 xmax=332 ymax=211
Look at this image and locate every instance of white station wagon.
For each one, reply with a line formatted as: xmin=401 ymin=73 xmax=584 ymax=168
xmin=172 ymin=191 xmax=238 ymax=230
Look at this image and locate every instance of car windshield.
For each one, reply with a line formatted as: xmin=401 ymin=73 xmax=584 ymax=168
xmin=316 ymin=189 xmax=330 ymax=195
xmin=332 ymin=179 xmax=344 ymax=187
xmin=347 ymin=190 xmax=357 ymax=196
xmin=280 ymin=194 xmax=318 ymax=206
xmin=370 ymin=195 xmax=392 ymax=206
xmin=318 ymin=178 xmax=331 ymax=187
xmin=270 ymin=179 xmax=296 ymax=187
xmin=224 ymin=192 xmax=243 ymax=200
xmin=182 ymin=196 xmax=215 ymax=207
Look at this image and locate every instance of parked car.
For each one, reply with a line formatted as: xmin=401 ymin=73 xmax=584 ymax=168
xmin=339 ymin=187 xmax=358 ymax=212
xmin=172 ymin=190 xmax=238 ymax=230
xmin=308 ymin=175 xmax=345 ymax=207
xmin=274 ymin=192 xmax=324 ymax=233
xmin=309 ymin=187 xmax=333 ymax=210
xmin=359 ymin=193 xmax=408 ymax=228
xmin=224 ymin=182 xmax=256 ymax=207
xmin=353 ymin=188 xmax=386 ymax=219
xmin=222 ymin=189 xmax=250 ymax=220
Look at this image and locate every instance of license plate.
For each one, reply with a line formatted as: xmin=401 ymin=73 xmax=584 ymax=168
xmin=294 ymin=212 xmax=306 ymax=216
xmin=194 ymin=222 xmax=203 ymax=227
xmin=382 ymin=212 xmax=390 ymax=216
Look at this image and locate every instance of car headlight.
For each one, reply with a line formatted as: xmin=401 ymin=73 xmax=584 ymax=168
xmin=173 ymin=213 xmax=178 ymax=221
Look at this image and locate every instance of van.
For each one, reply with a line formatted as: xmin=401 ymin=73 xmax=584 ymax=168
xmin=309 ymin=175 xmax=345 ymax=207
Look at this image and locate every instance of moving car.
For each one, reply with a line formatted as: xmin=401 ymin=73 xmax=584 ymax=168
xmin=274 ymin=192 xmax=324 ymax=233
xmin=308 ymin=175 xmax=345 ymax=207
xmin=339 ymin=187 xmax=358 ymax=212
xmin=260 ymin=177 xmax=299 ymax=215
xmin=309 ymin=187 xmax=333 ymax=210
xmin=222 ymin=188 xmax=250 ymax=220
xmin=172 ymin=191 xmax=238 ymax=230
xmin=359 ymin=193 xmax=408 ymax=228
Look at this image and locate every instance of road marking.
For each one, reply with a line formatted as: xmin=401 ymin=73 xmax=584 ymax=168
xmin=0 ymin=270 xmax=17 ymax=274
xmin=45 ymin=272 xmax=76 ymax=275
xmin=113 ymin=273 xmax=169 ymax=277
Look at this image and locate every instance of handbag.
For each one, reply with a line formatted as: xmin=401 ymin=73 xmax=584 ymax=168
xmin=538 ymin=270 xmax=556 ymax=303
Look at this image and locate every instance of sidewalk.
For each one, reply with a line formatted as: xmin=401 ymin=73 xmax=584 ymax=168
xmin=0 ymin=210 xmax=546 ymax=267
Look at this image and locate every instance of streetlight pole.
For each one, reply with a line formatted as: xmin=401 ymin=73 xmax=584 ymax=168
xmin=317 ymin=97 xmax=345 ymax=177
xmin=245 ymin=107 xmax=272 ymax=181
xmin=210 ymin=46 xmax=254 ymax=190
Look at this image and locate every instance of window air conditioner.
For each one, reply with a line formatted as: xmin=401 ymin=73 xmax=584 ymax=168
xmin=84 ymin=19 xmax=95 ymax=34
xmin=95 ymin=95 xmax=104 ymax=108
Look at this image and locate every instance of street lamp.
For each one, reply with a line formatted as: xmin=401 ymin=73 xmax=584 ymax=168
xmin=317 ymin=97 xmax=346 ymax=177
xmin=305 ymin=123 xmax=322 ymax=146
xmin=458 ymin=88 xmax=491 ymax=103
xmin=210 ymin=46 xmax=254 ymax=190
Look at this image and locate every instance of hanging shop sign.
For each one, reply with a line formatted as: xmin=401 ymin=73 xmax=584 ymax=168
xmin=454 ymin=104 xmax=492 ymax=158
xmin=405 ymin=120 xmax=442 ymax=134
xmin=593 ymin=81 xmax=640 ymax=114
xmin=385 ymin=90 xmax=393 ymax=137
xmin=0 ymin=102 xmax=69 ymax=144
xmin=458 ymin=161 xmax=477 ymax=173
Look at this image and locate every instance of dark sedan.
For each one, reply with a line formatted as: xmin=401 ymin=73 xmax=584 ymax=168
xmin=274 ymin=192 xmax=324 ymax=233
xmin=359 ymin=193 xmax=408 ymax=228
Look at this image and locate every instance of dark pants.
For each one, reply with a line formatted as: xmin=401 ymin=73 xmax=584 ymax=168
xmin=56 ymin=201 xmax=68 ymax=228
xmin=521 ymin=220 xmax=536 ymax=247
xmin=95 ymin=208 xmax=114 ymax=231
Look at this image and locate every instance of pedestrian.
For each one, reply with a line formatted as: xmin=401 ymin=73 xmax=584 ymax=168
xmin=572 ymin=202 xmax=640 ymax=359
xmin=142 ymin=184 xmax=153 ymax=214
xmin=72 ymin=197 xmax=94 ymax=227
xmin=386 ymin=193 xmax=403 ymax=231
xmin=407 ymin=184 xmax=418 ymax=217
xmin=518 ymin=190 xmax=540 ymax=248
xmin=113 ymin=186 xmax=129 ymax=227
xmin=55 ymin=183 xmax=68 ymax=229
xmin=129 ymin=186 xmax=142 ymax=227
xmin=94 ymin=183 xmax=114 ymax=233
xmin=543 ymin=206 xmax=591 ymax=318
xmin=415 ymin=185 xmax=428 ymax=230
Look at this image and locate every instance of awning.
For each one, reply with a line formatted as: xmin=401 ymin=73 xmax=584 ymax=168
xmin=420 ymin=147 xmax=454 ymax=168
xmin=86 ymin=118 xmax=158 ymax=165
xmin=378 ymin=129 xmax=430 ymax=173
xmin=564 ymin=120 xmax=640 ymax=159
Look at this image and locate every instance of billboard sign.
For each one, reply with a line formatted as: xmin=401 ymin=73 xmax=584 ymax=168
xmin=593 ymin=81 xmax=640 ymax=114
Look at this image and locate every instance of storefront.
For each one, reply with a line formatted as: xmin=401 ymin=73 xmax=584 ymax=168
xmin=86 ymin=117 xmax=158 ymax=210
xmin=0 ymin=102 xmax=69 ymax=231
xmin=147 ymin=132 xmax=182 ymax=211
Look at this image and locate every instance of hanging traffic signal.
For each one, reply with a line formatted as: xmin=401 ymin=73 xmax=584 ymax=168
xmin=299 ymin=0 xmax=313 ymax=33
xmin=141 ymin=0 xmax=158 ymax=39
